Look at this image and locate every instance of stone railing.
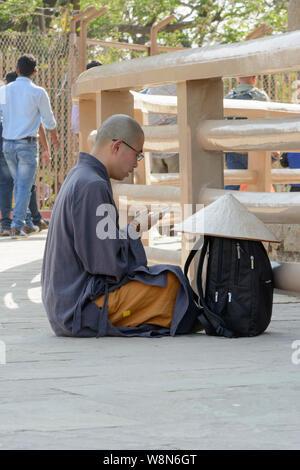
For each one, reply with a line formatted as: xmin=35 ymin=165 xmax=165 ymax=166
xmin=74 ymin=30 xmax=300 ymax=292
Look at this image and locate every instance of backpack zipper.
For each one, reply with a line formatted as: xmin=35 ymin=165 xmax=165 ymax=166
xmin=248 ymin=241 xmax=255 ymax=270
xmin=234 ymin=242 xmax=241 ymax=285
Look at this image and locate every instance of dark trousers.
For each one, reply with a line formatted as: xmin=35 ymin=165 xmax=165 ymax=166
xmin=29 ymin=184 xmax=42 ymax=224
xmin=225 ymin=152 xmax=248 ymax=191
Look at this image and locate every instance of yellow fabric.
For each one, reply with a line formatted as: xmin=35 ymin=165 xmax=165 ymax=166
xmin=94 ymin=271 xmax=180 ymax=328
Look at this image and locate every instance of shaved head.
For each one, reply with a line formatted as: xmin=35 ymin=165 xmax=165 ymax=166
xmin=91 ymin=114 xmax=144 ymax=180
xmin=94 ymin=114 xmax=144 ymax=150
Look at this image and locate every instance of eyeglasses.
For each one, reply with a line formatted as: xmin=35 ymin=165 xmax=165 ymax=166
xmin=112 ymin=139 xmax=144 ymax=161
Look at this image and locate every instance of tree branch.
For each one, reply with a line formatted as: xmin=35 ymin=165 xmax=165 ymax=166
xmin=117 ymin=20 xmax=197 ymax=35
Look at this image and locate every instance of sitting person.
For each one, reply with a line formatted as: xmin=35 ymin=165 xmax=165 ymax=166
xmin=42 ymin=114 xmax=199 ymax=338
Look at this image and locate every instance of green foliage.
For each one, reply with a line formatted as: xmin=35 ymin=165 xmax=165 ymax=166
xmin=0 ymin=0 xmax=288 ymax=45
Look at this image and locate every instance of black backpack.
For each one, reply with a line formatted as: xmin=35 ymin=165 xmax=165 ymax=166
xmin=227 ymin=89 xmax=256 ymax=100
xmin=184 ymin=236 xmax=274 ymax=338
xmin=225 ymin=89 xmax=255 ymax=122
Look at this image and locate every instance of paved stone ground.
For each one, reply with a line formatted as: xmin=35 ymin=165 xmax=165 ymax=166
xmin=0 ymin=231 xmax=300 ymax=450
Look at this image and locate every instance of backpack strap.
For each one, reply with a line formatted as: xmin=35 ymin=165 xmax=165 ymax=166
xmin=184 ymin=236 xmax=204 ymax=302
xmin=184 ymin=236 xmax=204 ymax=276
xmin=196 ymin=237 xmax=235 ymax=338
xmin=184 ymin=236 xmax=235 ymax=337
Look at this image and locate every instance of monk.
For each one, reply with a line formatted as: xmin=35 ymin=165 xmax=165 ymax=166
xmin=42 ymin=114 xmax=199 ymax=337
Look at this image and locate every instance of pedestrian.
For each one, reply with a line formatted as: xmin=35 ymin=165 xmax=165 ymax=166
xmin=0 ymin=69 xmax=53 ymax=236
xmin=0 ymin=54 xmax=59 ymax=238
xmin=42 ymin=114 xmax=199 ymax=338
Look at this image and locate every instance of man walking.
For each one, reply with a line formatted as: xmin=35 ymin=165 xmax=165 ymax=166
xmin=0 ymin=54 xmax=59 ymax=238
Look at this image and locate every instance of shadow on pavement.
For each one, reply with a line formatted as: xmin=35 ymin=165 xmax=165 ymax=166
xmin=0 ymin=258 xmax=44 ymax=319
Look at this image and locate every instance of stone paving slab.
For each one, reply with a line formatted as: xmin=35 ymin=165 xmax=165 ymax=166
xmin=0 ymin=232 xmax=300 ymax=450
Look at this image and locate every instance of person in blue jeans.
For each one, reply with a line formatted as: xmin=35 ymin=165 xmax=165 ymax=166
xmin=0 ymin=72 xmax=34 ymax=236
xmin=0 ymin=54 xmax=59 ymax=238
xmin=0 ymin=71 xmax=51 ymax=236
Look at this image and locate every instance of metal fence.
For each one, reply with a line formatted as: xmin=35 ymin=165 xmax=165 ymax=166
xmin=224 ymin=72 xmax=300 ymax=103
xmin=0 ymin=32 xmax=299 ymax=209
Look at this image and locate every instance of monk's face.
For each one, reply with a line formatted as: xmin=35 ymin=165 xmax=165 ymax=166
xmin=114 ymin=134 xmax=144 ymax=180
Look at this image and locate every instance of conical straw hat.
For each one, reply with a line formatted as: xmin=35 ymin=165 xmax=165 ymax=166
xmin=174 ymin=194 xmax=279 ymax=242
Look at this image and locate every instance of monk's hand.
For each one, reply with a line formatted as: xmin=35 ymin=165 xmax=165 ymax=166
xmin=129 ymin=208 xmax=170 ymax=235
xmin=130 ymin=209 xmax=152 ymax=235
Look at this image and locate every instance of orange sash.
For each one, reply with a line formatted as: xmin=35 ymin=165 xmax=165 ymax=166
xmin=94 ymin=272 xmax=180 ymax=328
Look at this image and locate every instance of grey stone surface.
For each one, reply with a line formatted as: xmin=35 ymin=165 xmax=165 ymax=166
xmin=0 ymin=232 xmax=300 ymax=450
xmin=267 ymin=224 xmax=300 ymax=262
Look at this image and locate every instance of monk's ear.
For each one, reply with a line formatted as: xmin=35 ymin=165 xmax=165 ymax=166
xmin=111 ymin=139 xmax=121 ymax=154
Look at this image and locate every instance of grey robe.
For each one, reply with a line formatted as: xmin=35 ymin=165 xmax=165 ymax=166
xmin=41 ymin=152 xmax=197 ymax=337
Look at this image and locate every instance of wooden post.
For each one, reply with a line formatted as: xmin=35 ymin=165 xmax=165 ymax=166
xmin=133 ymin=109 xmax=152 ymax=187
xmin=79 ymin=20 xmax=88 ymax=75
xmin=133 ymin=108 xmax=146 ymax=185
xmin=133 ymin=108 xmax=150 ymax=247
xmin=79 ymin=8 xmax=106 ymax=74
xmin=70 ymin=7 xmax=96 ymax=34
xmin=177 ymin=78 xmax=224 ymax=274
xmin=95 ymin=89 xmax=135 ymax=187
xmin=79 ymin=95 xmax=97 ymax=153
xmin=150 ymin=15 xmax=175 ymax=56
xmin=79 ymin=90 xmax=134 ymax=154
xmin=95 ymin=90 xmax=134 ymax=125
xmin=95 ymin=90 xmax=137 ymax=235
xmin=247 ymin=151 xmax=272 ymax=192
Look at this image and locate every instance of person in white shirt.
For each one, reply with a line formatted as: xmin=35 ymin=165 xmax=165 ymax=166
xmin=0 ymin=54 xmax=59 ymax=238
